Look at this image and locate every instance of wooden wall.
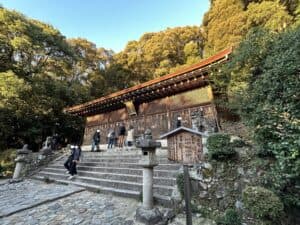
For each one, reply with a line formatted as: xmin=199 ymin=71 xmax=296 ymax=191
xmin=83 ymin=86 xmax=217 ymax=145
xmin=167 ymin=131 xmax=203 ymax=163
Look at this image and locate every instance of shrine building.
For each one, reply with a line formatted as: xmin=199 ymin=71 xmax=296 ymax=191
xmin=65 ymin=48 xmax=232 ymax=145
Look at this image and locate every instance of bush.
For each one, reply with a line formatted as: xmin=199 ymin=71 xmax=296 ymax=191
xmin=176 ymin=173 xmax=184 ymax=197
xmin=0 ymin=149 xmax=16 ymax=178
xmin=207 ymin=134 xmax=236 ymax=160
xmin=231 ymin=139 xmax=246 ymax=148
xmin=0 ymin=164 xmax=3 ymax=176
xmin=216 ymin=208 xmax=242 ymax=225
xmin=242 ymin=186 xmax=284 ymax=221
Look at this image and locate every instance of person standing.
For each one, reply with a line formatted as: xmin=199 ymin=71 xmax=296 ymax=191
xmin=68 ymin=145 xmax=81 ymax=179
xmin=107 ymin=128 xmax=115 ymax=149
xmin=118 ymin=123 xmax=126 ymax=149
xmin=176 ymin=116 xmax=182 ymax=128
xmin=126 ymin=125 xmax=134 ymax=149
xmin=91 ymin=129 xmax=100 ymax=152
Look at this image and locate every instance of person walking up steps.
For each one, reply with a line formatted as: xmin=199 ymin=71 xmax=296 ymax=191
xmin=64 ymin=145 xmax=75 ymax=174
xmin=68 ymin=145 xmax=81 ymax=180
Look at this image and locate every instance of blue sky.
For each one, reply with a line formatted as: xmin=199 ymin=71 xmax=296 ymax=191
xmin=1 ymin=0 xmax=210 ymax=52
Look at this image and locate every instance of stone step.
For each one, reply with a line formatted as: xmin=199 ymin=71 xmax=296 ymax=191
xmin=48 ymin=165 xmax=178 ymax=178
xmin=79 ymin=149 xmax=168 ymax=156
xmin=79 ymin=158 xmax=174 ymax=164
xmin=33 ymin=147 xmax=181 ymax=207
xmin=51 ymin=161 xmax=181 ymax=171
xmin=57 ymin=162 xmax=181 ymax=170
xmin=37 ymin=171 xmax=174 ymax=196
xmin=33 ymin=175 xmax=172 ymax=206
xmin=42 ymin=168 xmax=177 ymax=186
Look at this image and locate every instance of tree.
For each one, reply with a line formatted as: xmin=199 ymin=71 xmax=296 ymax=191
xmin=202 ymin=0 xmax=294 ymax=57
xmin=246 ymin=1 xmax=293 ymax=32
xmin=0 ymin=8 xmax=89 ymax=150
xmin=220 ymin=26 xmax=300 ymax=209
xmin=114 ymin=26 xmax=204 ymax=83
xmin=202 ymin=0 xmax=247 ymax=57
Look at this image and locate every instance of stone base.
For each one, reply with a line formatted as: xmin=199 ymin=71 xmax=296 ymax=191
xmin=135 ymin=206 xmax=166 ymax=225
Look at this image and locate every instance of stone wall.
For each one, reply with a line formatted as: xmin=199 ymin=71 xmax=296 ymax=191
xmin=176 ymin=145 xmax=272 ymax=224
xmin=22 ymin=150 xmax=65 ymax=178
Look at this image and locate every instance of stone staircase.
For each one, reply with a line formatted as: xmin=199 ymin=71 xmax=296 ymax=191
xmin=33 ymin=148 xmax=182 ymax=207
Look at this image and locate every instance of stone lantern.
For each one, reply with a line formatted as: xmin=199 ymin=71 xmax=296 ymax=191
xmin=13 ymin=144 xmax=30 ymax=179
xmin=136 ymin=129 xmax=161 ymax=209
xmin=135 ymin=129 xmax=164 ymax=225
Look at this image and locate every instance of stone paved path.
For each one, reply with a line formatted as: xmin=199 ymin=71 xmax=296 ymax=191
xmin=0 ymin=179 xmax=215 ymax=225
xmin=0 ymin=179 xmax=84 ymax=218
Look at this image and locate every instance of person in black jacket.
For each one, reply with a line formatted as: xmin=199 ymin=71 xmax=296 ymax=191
xmin=117 ymin=123 xmax=126 ymax=149
xmin=64 ymin=145 xmax=75 ymax=174
xmin=91 ymin=129 xmax=100 ymax=152
xmin=68 ymin=145 xmax=81 ymax=179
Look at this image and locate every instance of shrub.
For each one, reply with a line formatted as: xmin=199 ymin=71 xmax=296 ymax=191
xmin=216 ymin=208 xmax=242 ymax=225
xmin=231 ymin=139 xmax=246 ymax=148
xmin=242 ymin=186 xmax=284 ymax=221
xmin=0 ymin=164 xmax=3 ymax=177
xmin=0 ymin=149 xmax=16 ymax=177
xmin=207 ymin=134 xmax=236 ymax=160
xmin=176 ymin=173 xmax=184 ymax=197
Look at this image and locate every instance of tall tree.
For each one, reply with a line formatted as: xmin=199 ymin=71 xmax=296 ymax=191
xmin=114 ymin=26 xmax=204 ymax=83
xmin=202 ymin=0 xmax=293 ymax=57
xmin=202 ymin=0 xmax=247 ymax=57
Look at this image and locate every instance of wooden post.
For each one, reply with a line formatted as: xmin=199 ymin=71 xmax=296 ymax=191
xmin=183 ymin=164 xmax=192 ymax=225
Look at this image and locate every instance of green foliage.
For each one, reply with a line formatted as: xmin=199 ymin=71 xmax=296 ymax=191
xmin=0 ymin=8 xmax=90 ymax=150
xmin=207 ymin=134 xmax=236 ymax=160
xmin=176 ymin=173 xmax=185 ymax=197
xmin=246 ymin=1 xmax=293 ymax=32
xmin=213 ymin=26 xmax=300 ymax=209
xmin=242 ymin=186 xmax=284 ymax=221
xmin=202 ymin=0 xmax=294 ymax=57
xmin=0 ymin=149 xmax=16 ymax=177
xmin=197 ymin=206 xmax=211 ymax=217
xmin=216 ymin=208 xmax=242 ymax=225
xmin=231 ymin=139 xmax=246 ymax=148
xmin=114 ymin=26 xmax=203 ymax=83
xmin=203 ymin=0 xmax=247 ymax=57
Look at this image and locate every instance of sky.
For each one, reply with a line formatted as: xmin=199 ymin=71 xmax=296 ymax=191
xmin=1 ymin=0 xmax=210 ymax=53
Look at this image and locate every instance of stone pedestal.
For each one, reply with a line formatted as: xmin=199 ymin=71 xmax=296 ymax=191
xmin=143 ymin=167 xmax=154 ymax=209
xmin=135 ymin=129 xmax=163 ymax=224
xmin=13 ymin=145 xmax=30 ymax=179
xmin=136 ymin=207 xmax=164 ymax=225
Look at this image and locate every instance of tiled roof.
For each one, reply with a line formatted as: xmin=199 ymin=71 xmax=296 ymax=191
xmin=65 ymin=47 xmax=232 ymax=115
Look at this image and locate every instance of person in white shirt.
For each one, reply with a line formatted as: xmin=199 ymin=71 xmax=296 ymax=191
xmin=126 ymin=125 xmax=134 ymax=149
